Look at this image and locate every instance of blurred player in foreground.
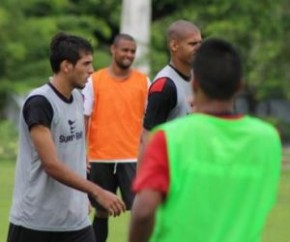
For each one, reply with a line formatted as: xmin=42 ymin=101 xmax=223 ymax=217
xmin=129 ymin=38 xmax=281 ymax=242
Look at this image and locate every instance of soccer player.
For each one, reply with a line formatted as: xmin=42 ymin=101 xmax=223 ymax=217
xmin=82 ymin=33 xmax=150 ymax=242
xmin=139 ymin=20 xmax=202 ymax=165
xmin=7 ymin=32 xmax=125 ymax=242
xmin=129 ymin=38 xmax=281 ymax=242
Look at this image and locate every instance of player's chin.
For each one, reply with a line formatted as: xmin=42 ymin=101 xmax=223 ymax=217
xmin=75 ymin=82 xmax=86 ymax=90
xmin=121 ymin=61 xmax=132 ymax=68
xmin=77 ymin=78 xmax=89 ymax=89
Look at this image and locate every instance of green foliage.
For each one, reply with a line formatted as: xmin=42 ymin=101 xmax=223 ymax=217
xmin=0 ymin=0 xmax=289 ymax=108
xmin=154 ymin=0 xmax=288 ymax=99
xmin=0 ymin=121 xmax=18 ymax=161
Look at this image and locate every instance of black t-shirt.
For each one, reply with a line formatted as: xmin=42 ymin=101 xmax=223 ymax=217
xmin=23 ymin=95 xmax=53 ymax=130
xmin=23 ymin=83 xmax=73 ymax=130
xmin=143 ymin=77 xmax=177 ymax=130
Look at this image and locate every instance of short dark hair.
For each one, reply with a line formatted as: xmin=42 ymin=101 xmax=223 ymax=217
xmin=113 ymin=33 xmax=135 ymax=46
xmin=193 ymin=38 xmax=242 ymax=100
xmin=49 ymin=32 xmax=93 ymax=73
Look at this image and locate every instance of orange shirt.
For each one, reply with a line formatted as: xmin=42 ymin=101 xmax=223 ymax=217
xmin=86 ymin=68 xmax=148 ymax=161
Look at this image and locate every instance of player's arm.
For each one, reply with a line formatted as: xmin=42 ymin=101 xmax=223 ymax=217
xmin=143 ymin=77 xmax=177 ymax=130
xmin=130 ymin=131 xmax=169 ymax=242
xmin=129 ymin=190 xmax=162 ymax=242
xmin=138 ymin=78 xmax=176 ymax=168
xmin=30 ymin=125 xmax=124 ymax=216
xmin=24 ymin=96 xmax=125 ymax=216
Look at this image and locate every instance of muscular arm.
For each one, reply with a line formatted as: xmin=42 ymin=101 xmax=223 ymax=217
xmin=31 ymin=124 xmax=125 ymax=216
xmin=129 ymin=190 xmax=163 ymax=242
xmin=31 ymin=125 xmax=100 ymax=196
xmin=131 ymin=131 xmax=170 ymax=241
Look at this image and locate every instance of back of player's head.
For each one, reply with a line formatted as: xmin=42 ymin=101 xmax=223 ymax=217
xmin=113 ymin=33 xmax=135 ymax=46
xmin=50 ymin=32 xmax=93 ymax=73
xmin=193 ymin=38 xmax=242 ymax=100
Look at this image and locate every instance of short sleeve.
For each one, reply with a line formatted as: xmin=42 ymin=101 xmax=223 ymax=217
xmin=143 ymin=78 xmax=177 ymax=130
xmin=23 ymin=95 xmax=54 ymax=130
xmin=82 ymin=76 xmax=94 ymax=116
xmin=133 ymin=130 xmax=170 ymax=196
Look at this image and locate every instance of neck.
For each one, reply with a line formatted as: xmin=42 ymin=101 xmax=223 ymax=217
xmin=109 ymin=64 xmax=131 ymax=80
xmin=170 ymin=60 xmax=192 ymax=77
xmin=194 ymin=98 xmax=235 ymax=115
xmin=50 ymin=74 xmax=72 ymax=99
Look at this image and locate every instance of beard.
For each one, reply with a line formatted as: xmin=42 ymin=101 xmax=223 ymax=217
xmin=74 ymin=83 xmax=85 ymax=90
xmin=115 ymin=59 xmax=132 ymax=70
xmin=72 ymin=79 xmax=87 ymax=90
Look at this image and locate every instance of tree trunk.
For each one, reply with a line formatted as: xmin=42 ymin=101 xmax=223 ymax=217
xmin=120 ymin=0 xmax=151 ymax=75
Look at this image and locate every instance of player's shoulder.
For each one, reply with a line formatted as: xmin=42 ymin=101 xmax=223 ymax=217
xmin=91 ymin=68 xmax=108 ymax=79
xmin=149 ymin=77 xmax=176 ymax=94
xmin=131 ymin=68 xmax=148 ymax=76
xmin=130 ymin=69 xmax=150 ymax=84
xmin=243 ymin=116 xmax=280 ymax=138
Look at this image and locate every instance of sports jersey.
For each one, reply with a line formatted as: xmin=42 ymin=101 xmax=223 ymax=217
xmin=135 ymin=113 xmax=281 ymax=242
xmin=143 ymin=64 xmax=193 ymax=130
xmin=83 ymin=68 xmax=149 ymax=162
xmin=9 ymin=83 xmax=90 ymax=231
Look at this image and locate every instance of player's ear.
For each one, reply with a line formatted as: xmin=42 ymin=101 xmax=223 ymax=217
xmin=110 ymin=43 xmax=116 ymax=56
xmin=60 ymin=60 xmax=73 ymax=73
xmin=169 ymin=39 xmax=178 ymax=52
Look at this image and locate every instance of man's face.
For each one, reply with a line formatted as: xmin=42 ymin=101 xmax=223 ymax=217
xmin=176 ymin=31 xmax=202 ymax=66
xmin=111 ymin=39 xmax=136 ymax=69
xmin=69 ymin=52 xmax=94 ymax=89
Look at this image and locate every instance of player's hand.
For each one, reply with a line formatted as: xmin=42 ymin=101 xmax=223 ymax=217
xmin=94 ymin=190 xmax=126 ymax=217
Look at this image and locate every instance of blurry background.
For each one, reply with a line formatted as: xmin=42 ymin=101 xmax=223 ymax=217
xmin=0 ymin=0 xmax=289 ymax=241
xmin=1 ymin=0 xmax=290 ymax=141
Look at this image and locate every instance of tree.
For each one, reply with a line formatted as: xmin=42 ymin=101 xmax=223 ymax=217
xmin=120 ymin=0 xmax=151 ymax=74
xmin=0 ymin=0 xmax=289 ymax=111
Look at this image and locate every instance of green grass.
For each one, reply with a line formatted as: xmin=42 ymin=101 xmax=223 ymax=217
xmin=1 ymin=149 xmax=290 ymax=242
xmin=0 ymin=159 xmax=130 ymax=242
xmin=0 ymin=160 xmax=15 ymax=240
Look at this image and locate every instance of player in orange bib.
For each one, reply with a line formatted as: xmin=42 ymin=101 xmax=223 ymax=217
xmin=82 ymin=33 xmax=150 ymax=242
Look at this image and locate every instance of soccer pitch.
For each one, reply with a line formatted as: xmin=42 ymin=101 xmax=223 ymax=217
xmin=1 ymin=149 xmax=290 ymax=242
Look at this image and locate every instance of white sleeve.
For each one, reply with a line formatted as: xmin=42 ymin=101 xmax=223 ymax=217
xmin=144 ymin=76 xmax=151 ymax=110
xmin=82 ymin=76 xmax=94 ymax=116
xmin=146 ymin=77 xmax=151 ymax=89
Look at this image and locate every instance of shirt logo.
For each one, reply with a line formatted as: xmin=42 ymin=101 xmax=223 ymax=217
xmin=59 ymin=119 xmax=83 ymax=143
xmin=68 ymin=120 xmax=76 ymax=134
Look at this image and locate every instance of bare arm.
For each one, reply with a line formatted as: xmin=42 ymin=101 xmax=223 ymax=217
xmin=30 ymin=125 xmax=126 ymax=216
xmin=129 ymin=190 xmax=163 ymax=242
xmin=137 ymin=128 xmax=150 ymax=170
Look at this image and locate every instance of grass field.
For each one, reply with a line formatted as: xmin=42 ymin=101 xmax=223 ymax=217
xmin=1 ymin=148 xmax=290 ymax=242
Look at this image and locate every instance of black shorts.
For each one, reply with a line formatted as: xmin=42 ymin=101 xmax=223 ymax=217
xmin=88 ymin=162 xmax=136 ymax=211
xmin=7 ymin=224 xmax=95 ymax=242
